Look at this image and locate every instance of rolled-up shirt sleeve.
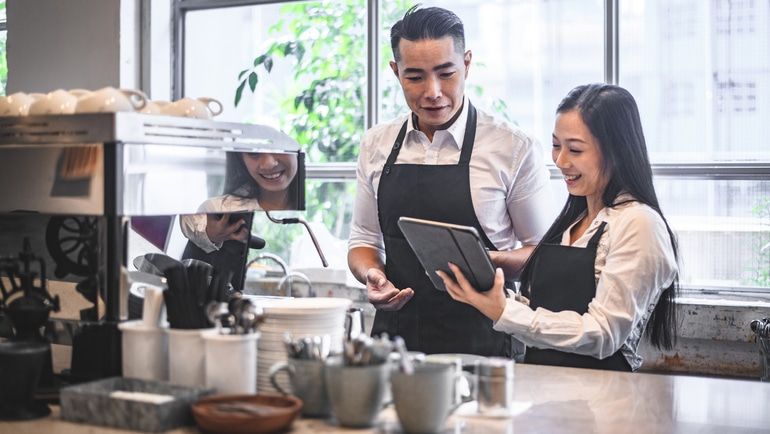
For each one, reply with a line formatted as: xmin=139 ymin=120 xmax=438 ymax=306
xmin=492 ymin=204 xmax=677 ymax=359
xmin=348 ymin=131 xmax=385 ymax=254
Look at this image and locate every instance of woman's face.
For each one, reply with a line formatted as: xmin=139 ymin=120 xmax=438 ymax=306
xmin=552 ymin=110 xmax=609 ymax=202
xmin=241 ymin=152 xmax=298 ymax=192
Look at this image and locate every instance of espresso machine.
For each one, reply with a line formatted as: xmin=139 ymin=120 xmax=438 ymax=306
xmin=0 ymin=112 xmax=306 ymax=382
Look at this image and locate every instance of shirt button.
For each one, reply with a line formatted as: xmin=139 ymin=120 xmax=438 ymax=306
xmin=384 ymin=166 xmax=391 ymax=175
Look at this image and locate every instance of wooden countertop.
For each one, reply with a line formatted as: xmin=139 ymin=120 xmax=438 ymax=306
xmin=2 ymin=363 xmax=768 ymax=433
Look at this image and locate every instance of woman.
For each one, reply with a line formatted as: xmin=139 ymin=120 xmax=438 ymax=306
xmin=437 ymin=84 xmax=679 ymax=371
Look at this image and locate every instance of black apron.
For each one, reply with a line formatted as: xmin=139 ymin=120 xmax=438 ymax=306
xmin=524 ymin=221 xmax=631 ymax=371
xmin=371 ymin=102 xmax=511 ymax=357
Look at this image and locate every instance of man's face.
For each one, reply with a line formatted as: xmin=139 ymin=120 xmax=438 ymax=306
xmin=390 ymin=36 xmax=471 ymax=136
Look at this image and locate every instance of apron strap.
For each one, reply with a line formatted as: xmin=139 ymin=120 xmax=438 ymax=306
xmin=458 ymin=102 xmax=477 ymax=165
xmin=383 ymin=120 xmax=409 ymax=173
xmin=587 ymin=221 xmax=607 ymax=249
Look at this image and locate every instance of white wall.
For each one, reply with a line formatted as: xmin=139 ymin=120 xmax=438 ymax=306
xmin=6 ymin=0 xmax=140 ymax=93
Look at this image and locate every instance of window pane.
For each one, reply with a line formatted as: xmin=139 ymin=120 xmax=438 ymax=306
xmin=619 ymin=0 xmax=770 ymax=162
xmin=379 ymin=0 xmax=605 ymax=148
xmin=184 ymin=1 xmax=366 ymax=163
xmin=656 ymin=179 xmax=770 ymax=289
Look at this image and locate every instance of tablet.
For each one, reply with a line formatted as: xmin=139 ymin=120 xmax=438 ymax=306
xmin=397 ymin=216 xmax=496 ymax=292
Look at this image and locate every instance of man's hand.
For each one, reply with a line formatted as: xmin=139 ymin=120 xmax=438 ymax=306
xmin=205 ymin=214 xmax=249 ymax=245
xmin=366 ymin=268 xmax=414 ymax=311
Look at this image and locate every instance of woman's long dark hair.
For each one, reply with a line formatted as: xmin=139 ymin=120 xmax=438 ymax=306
xmin=520 ymin=83 xmax=679 ymax=350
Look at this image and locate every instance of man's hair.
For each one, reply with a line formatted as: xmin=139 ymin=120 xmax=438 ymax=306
xmin=390 ymin=6 xmax=465 ymax=62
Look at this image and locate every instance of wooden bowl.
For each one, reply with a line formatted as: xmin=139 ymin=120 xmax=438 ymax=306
xmin=191 ymin=393 xmax=303 ymax=434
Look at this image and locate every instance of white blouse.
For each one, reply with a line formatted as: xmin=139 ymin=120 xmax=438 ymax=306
xmin=493 ymin=198 xmax=678 ymax=371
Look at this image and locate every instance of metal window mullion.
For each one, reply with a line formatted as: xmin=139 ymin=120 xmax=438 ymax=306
xmin=604 ymin=0 xmax=619 ymax=84
xmin=366 ymin=0 xmax=379 ymax=129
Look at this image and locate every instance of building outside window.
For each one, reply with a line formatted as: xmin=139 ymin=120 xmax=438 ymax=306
xmin=176 ymin=0 xmax=770 ymax=294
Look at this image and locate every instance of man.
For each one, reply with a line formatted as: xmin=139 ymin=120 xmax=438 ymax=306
xmin=348 ymin=6 xmax=552 ymax=356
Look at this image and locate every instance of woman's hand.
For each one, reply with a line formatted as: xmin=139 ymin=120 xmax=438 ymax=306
xmin=205 ymin=214 xmax=249 ymax=244
xmin=437 ymin=263 xmax=507 ymax=322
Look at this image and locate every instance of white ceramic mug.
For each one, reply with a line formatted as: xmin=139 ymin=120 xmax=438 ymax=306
xmin=28 ymin=89 xmax=79 ymax=115
xmin=0 ymin=92 xmax=44 ymax=116
xmin=161 ymin=97 xmax=223 ymax=119
xmin=75 ymin=87 xmax=148 ymax=113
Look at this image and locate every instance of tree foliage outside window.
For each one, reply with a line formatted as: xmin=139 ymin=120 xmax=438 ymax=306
xmin=235 ymin=0 xmax=508 ymax=264
xmin=236 ymin=0 xmax=412 ymax=262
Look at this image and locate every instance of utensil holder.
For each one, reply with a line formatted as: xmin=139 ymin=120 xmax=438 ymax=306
xmin=758 ymin=335 xmax=770 ymax=382
xmin=167 ymin=328 xmax=212 ymax=387
xmin=202 ymin=330 xmax=259 ymax=394
xmin=118 ymin=321 xmax=168 ymax=381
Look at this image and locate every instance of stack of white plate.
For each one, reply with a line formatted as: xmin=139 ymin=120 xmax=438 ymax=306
xmin=244 ymin=296 xmax=352 ymax=393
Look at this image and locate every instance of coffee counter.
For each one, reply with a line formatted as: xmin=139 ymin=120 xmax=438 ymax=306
xmin=2 ymin=363 xmax=768 ymax=433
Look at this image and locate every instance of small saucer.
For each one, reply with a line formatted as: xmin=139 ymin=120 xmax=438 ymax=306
xmin=454 ymin=401 xmax=532 ymax=419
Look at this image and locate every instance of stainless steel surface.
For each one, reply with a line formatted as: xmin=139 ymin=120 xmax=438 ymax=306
xmin=0 ymin=112 xmax=299 ymax=150
xmin=604 ymin=0 xmax=619 ymax=85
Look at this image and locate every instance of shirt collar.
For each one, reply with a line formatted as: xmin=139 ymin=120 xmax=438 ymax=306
xmin=406 ymin=96 xmax=469 ymax=150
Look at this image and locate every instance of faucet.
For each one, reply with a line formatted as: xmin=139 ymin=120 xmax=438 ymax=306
xmin=246 ymin=252 xmax=288 ymax=277
xmin=278 ymin=271 xmax=315 ymax=298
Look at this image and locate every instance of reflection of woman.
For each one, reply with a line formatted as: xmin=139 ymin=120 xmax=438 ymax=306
xmin=180 ymin=152 xmax=299 ymax=253
xmin=180 ymin=152 xmax=299 ymax=291
xmin=438 ymin=84 xmax=679 ymax=372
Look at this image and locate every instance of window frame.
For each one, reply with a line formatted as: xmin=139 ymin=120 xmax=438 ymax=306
xmin=171 ymin=0 xmax=770 ymax=296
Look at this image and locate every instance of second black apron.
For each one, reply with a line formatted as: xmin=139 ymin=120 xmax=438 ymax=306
xmin=371 ymin=102 xmax=511 ymax=357
xmin=524 ymin=221 xmax=631 ymax=371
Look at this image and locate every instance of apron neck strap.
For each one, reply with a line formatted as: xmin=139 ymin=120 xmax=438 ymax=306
xmin=384 ymin=101 xmax=477 ymax=168
xmin=587 ymin=221 xmax=607 ymax=248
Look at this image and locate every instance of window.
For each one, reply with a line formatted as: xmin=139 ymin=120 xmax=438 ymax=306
xmin=176 ymin=0 xmax=770 ymax=293
xmin=0 ymin=0 xmax=7 ymax=95
xmin=620 ymin=0 xmax=770 ymax=290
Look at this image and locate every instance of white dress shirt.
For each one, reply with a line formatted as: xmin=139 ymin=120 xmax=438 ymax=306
xmin=493 ymin=198 xmax=679 ymax=371
xmin=348 ymin=98 xmax=553 ymax=253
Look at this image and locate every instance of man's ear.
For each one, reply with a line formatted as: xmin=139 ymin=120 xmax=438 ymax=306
xmin=463 ymin=50 xmax=472 ymax=78
xmin=389 ymin=60 xmax=400 ymax=79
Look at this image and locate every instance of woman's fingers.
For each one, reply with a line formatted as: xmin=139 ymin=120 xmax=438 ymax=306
xmin=446 ymin=262 xmax=475 ymax=291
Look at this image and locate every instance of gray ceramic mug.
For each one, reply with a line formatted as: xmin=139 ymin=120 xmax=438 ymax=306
xmin=391 ymin=362 xmax=474 ymax=434
xmin=324 ymin=355 xmax=391 ymax=428
xmin=269 ymin=358 xmax=330 ymax=417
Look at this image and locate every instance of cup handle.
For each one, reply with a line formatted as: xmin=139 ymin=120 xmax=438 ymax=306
xmin=123 ymin=89 xmax=149 ymax=111
xmin=268 ymin=361 xmax=293 ymax=395
xmin=199 ymin=97 xmax=223 ymax=116
xmin=448 ymin=371 xmax=475 ymax=414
